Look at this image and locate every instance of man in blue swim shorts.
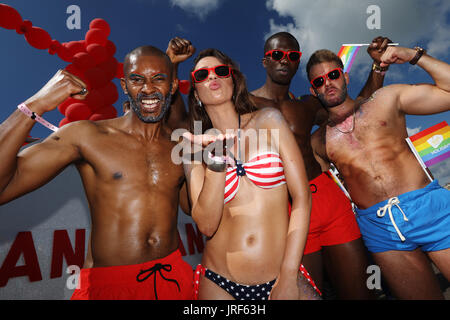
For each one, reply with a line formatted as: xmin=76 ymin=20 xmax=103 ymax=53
xmin=309 ymin=45 xmax=450 ymax=299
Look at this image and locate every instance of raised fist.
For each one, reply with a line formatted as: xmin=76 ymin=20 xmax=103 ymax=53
xmin=25 ymin=69 xmax=88 ymax=114
xmin=166 ymin=37 xmax=196 ymax=65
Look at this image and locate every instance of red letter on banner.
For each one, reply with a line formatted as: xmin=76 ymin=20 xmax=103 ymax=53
xmin=0 ymin=232 xmax=42 ymax=287
xmin=50 ymin=229 xmax=85 ymax=278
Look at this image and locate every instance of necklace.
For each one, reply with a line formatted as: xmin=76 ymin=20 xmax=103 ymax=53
xmin=329 ymin=105 xmax=356 ymax=134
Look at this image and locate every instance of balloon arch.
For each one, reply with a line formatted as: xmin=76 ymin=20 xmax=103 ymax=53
xmin=0 ymin=3 xmax=190 ymax=130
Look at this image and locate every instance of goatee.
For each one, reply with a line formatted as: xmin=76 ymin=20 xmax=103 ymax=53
xmin=318 ymin=81 xmax=347 ymax=109
xmin=128 ymin=84 xmax=173 ymax=123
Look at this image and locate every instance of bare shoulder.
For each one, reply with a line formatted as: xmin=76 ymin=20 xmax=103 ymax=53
xmin=359 ymin=85 xmax=405 ymax=104
xmin=252 ymin=107 xmax=287 ymax=129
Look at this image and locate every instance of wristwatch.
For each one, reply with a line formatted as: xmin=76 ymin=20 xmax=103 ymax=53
xmin=409 ymin=47 xmax=426 ymax=65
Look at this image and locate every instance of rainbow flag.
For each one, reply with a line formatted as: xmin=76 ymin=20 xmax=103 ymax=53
xmin=337 ymin=45 xmax=362 ymax=73
xmin=407 ymin=121 xmax=450 ymax=168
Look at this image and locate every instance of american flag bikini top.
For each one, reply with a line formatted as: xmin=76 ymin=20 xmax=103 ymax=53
xmin=224 ymin=114 xmax=286 ymax=204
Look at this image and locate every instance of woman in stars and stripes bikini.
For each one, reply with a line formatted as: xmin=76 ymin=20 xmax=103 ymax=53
xmin=182 ymin=48 xmax=321 ymax=300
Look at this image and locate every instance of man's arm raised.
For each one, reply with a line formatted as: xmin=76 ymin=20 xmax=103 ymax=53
xmin=0 ymin=70 xmax=88 ymax=204
xmin=356 ymin=36 xmax=392 ymax=101
xmin=165 ymin=37 xmax=196 ymax=130
xmin=381 ymin=47 xmax=450 ymax=115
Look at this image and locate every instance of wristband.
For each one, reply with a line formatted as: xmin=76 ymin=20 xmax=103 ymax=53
xmin=409 ymin=47 xmax=426 ymax=65
xmin=17 ymin=103 xmax=59 ymax=132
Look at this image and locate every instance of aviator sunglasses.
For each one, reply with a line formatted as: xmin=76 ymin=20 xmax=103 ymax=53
xmin=191 ymin=65 xmax=232 ymax=83
xmin=310 ymin=68 xmax=343 ymax=89
xmin=265 ymin=49 xmax=302 ymax=62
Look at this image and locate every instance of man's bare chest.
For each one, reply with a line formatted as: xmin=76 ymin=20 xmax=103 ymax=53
xmin=78 ymin=134 xmax=184 ymax=188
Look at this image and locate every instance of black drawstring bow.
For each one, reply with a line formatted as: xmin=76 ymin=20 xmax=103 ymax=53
xmin=136 ymin=263 xmax=180 ymax=300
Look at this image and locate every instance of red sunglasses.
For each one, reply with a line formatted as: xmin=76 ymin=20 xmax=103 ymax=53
xmin=265 ymin=49 xmax=302 ymax=62
xmin=310 ymin=68 xmax=343 ymax=89
xmin=191 ymin=65 xmax=232 ymax=83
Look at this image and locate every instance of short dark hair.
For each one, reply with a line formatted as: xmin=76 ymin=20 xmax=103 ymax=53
xmin=264 ymin=32 xmax=300 ymax=53
xmin=306 ymin=49 xmax=344 ymax=80
xmin=123 ymin=45 xmax=173 ymax=77
xmin=188 ymin=48 xmax=256 ymax=133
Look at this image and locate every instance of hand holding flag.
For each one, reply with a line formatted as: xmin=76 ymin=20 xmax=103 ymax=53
xmin=337 ymin=37 xmax=398 ymax=73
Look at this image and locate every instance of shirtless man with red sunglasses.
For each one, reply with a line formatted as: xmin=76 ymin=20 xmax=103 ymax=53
xmin=309 ymin=46 xmax=450 ymax=300
xmin=250 ymin=32 xmax=391 ymax=299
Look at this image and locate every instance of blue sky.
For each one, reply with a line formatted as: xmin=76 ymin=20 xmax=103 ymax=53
xmin=0 ymin=0 xmax=449 ymax=182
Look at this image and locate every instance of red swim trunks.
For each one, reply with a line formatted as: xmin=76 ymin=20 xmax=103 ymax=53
xmin=303 ymin=172 xmax=361 ymax=255
xmin=71 ymin=249 xmax=194 ymax=300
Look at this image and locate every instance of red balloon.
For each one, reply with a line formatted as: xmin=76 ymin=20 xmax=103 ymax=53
xmin=59 ymin=117 xmax=70 ymax=128
xmin=58 ymin=98 xmax=78 ymax=116
xmin=65 ymin=64 xmax=89 ymax=87
xmin=84 ymin=66 xmax=109 ymax=88
xmin=73 ymin=52 xmax=96 ymax=72
xmin=86 ymin=44 xmax=108 ymax=64
xmin=89 ymin=113 xmax=107 ymax=122
xmin=56 ymin=46 xmax=73 ymax=62
xmin=24 ymin=26 xmax=52 ymax=49
xmin=84 ymin=89 xmax=106 ymax=112
xmin=15 ymin=19 xmax=32 ymax=35
xmin=98 ymin=57 xmax=118 ymax=82
xmin=0 ymin=4 xmax=22 ymax=30
xmin=116 ymin=62 xmax=124 ymax=79
xmin=104 ymin=40 xmax=116 ymax=57
xmin=178 ymin=80 xmax=190 ymax=95
xmin=97 ymin=82 xmax=119 ymax=106
xmin=89 ymin=18 xmax=111 ymax=37
xmin=85 ymin=28 xmax=108 ymax=47
xmin=66 ymin=102 xmax=93 ymax=121
xmin=48 ymin=39 xmax=61 ymax=55
xmin=64 ymin=41 xmax=86 ymax=57
xmin=91 ymin=105 xmax=117 ymax=120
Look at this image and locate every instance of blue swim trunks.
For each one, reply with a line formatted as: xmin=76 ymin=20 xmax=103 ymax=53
xmin=355 ymin=180 xmax=450 ymax=253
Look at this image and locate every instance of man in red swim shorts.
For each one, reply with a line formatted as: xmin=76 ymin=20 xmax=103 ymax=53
xmin=0 ymin=38 xmax=196 ymax=300
xmin=72 ymin=250 xmax=194 ymax=300
xmin=250 ymin=32 xmax=392 ymax=299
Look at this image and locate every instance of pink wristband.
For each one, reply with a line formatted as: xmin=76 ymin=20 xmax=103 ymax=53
xmin=17 ymin=103 xmax=59 ymax=132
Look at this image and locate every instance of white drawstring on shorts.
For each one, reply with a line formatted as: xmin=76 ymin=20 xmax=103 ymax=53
xmin=377 ymin=197 xmax=409 ymax=242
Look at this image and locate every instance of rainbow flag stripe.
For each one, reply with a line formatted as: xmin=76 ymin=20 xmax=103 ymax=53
xmin=409 ymin=121 xmax=450 ymax=167
xmin=337 ymin=45 xmax=361 ymax=73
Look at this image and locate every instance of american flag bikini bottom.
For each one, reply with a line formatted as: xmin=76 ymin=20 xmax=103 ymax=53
xmin=193 ymin=264 xmax=321 ymax=300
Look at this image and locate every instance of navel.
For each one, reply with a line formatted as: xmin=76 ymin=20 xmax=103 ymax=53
xmin=246 ymin=234 xmax=256 ymax=247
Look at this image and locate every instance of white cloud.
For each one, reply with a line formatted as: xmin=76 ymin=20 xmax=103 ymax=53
xmin=429 ymin=159 xmax=450 ymax=186
xmin=265 ymin=0 xmax=450 ymax=82
xmin=407 ymin=126 xmax=422 ymax=136
xmin=170 ymin=0 xmax=223 ymax=20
